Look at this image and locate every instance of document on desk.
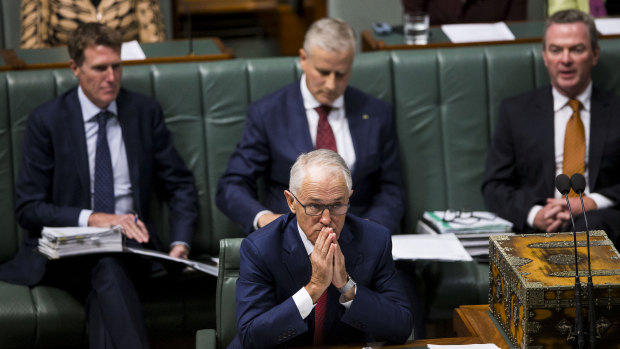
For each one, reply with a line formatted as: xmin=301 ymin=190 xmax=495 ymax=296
xmin=441 ymin=22 xmax=515 ymax=43
xmin=121 ymin=40 xmax=147 ymax=60
xmin=428 ymin=344 xmax=500 ymax=348
xmin=38 ymin=226 xmax=218 ymax=276
xmin=125 ymin=247 xmax=218 ymax=276
xmin=392 ymin=233 xmax=473 ymax=261
xmin=595 ymin=18 xmax=620 ymax=35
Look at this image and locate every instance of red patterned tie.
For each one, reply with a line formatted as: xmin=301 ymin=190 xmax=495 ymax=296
xmin=313 ymin=290 xmax=327 ymax=345
xmin=315 ymin=105 xmax=337 ymax=152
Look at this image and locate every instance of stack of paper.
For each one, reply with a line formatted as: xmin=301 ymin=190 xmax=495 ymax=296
xmin=392 ymin=233 xmax=473 ymax=262
xmin=420 ymin=211 xmax=514 ymax=260
xmin=38 ymin=226 xmax=123 ymax=259
xmin=423 ymin=211 xmax=513 ymax=235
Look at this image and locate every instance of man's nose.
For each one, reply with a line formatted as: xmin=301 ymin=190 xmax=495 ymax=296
xmin=324 ymin=73 xmax=336 ymax=90
xmin=561 ymin=49 xmax=573 ymax=64
xmin=104 ymin=66 xmax=116 ymax=81
xmin=319 ymin=207 xmax=332 ymax=224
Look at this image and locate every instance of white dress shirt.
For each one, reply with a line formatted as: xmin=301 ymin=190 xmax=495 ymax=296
xmin=527 ymin=83 xmax=614 ymax=227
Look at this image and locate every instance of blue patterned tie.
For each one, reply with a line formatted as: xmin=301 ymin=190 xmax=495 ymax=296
xmin=94 ymin=110 xmax=115 ymax=213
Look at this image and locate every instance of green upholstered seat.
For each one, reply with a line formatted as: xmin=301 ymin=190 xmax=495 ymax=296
xmin=196 ymin=238 xmax=243 ymax=349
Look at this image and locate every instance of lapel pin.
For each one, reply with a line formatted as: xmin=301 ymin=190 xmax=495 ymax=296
xmin=362 ymin=114 xmax=369 ymax=120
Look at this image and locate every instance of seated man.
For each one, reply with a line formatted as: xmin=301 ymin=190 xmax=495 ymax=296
xmin=216 ymin=18 xmax=404 ymax=235
xmin=482 ymin=9 xmax=620 ymax=247
xmin=0 ymin=23 xmax=198 ymax=348
xmin=232 ymin=149 xmax=413 ymax=348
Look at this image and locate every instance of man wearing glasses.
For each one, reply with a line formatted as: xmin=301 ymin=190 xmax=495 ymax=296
xmin=231 ymin=149 xmax=412 ymax=348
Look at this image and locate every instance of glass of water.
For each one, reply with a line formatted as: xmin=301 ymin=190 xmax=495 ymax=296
xmin=403 ymin=12 xmax=429 ymax=45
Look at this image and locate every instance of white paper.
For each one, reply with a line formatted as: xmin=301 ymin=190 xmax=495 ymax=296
xmin=121 ymin=40 xmax=146 ymax=60
xmin=392 ymin=233 xmax=473 ymax=261
xmin=428 ymin=344 xmax=500 ymax=349
xmin=595 ymin=18 xmax=620 ymax=35
xmin=441 ymin=22 xmax=515 ymax=43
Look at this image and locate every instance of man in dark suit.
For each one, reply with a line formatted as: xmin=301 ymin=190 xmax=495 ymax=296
xmin=216 ymin=18 xmax=404 ymax=235
xmin=0 ymin=23 xmax=198 ymax=348
xmin=482 ymin=9 xmax=620 ymax=246
xmin=232 ymin=149 xmax=412 ymax=348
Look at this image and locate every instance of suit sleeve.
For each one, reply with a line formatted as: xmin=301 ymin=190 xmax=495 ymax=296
xmin=15 ymin=110 xmax=83 ymax=232
xmin=361 ymin=103 xmax=405 ymax=235
xmin=150 ymin=104 xmax=199 ymax=246
xmin=341 ymin=233 xmax=413 ymax=343
xmin=481 ymin=100 xmax=542 ymax=231
xmin=235 ymin=238 xmax=309 ymax=349
xmin=216 ymin=104 xmax=273 ymax=234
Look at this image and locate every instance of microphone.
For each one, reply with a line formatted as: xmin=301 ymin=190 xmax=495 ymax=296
xmin=571 ymin=173 xmax=595 ymax=349
xmin=555 ymin=174 xmax=586 ymax=349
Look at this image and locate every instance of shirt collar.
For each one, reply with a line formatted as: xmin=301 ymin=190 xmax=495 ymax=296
xmin=78 ymin=85 xmax=118 ymax=122
xmin=296 ymin=221 xmax=315 ymax=256
xmin=551 ymin=82 xmax=592 ymax=113
xmin=300 ymin=74 xmax=345 ymax=111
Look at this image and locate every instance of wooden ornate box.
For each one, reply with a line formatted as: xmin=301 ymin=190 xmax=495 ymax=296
xmin=489 ymin=231 xmax=620 ymax=349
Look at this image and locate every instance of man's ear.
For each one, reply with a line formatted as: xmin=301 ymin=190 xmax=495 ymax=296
xmin=348 ymin=189 xmax=353 ymax=199
xmin=70 ymin=59 xmax=79 ymax=77
xmin=284 ymin=190 xmax=297 ymax=214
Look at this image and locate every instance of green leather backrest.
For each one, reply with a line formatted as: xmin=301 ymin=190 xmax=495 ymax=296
xmin=2 ymin=39 xmax=620 ymax=264
xmin=216 ymin=238 xmax=243 ymax=349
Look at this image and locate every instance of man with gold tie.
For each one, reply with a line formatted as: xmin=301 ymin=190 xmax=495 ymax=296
xmin=482 ymin=9 xmax=620 ymax=247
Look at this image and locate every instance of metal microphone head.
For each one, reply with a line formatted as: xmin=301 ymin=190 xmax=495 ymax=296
xmin=555 ymin=174 xmax=571 ymax=196
xmin=570 ymin=173 xmax=586 ymax=195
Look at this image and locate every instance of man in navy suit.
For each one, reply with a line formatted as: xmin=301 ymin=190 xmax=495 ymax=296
xmin=0 ymin=23 xmax=198 ymax=348
xmin=216 ymin=18 xmax=404 ymax=235
xmin=482 ymin=10 xmax=620 ymax=246
xmin=232 ymin=149 xmax=412 ymax=348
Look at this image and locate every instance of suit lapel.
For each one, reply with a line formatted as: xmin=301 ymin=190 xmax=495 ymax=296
xmin=282 ymin=215 xmax=312 ymax=292
xmin=116 ymin=90 xmax=143 ymax=214
xmin=536 ymin=88 xmax=556 ymax=197
xmin=588 ymin=88 xmax=609 ymax=190
xmin=288 ymin=83 xmax=314 ymax=154
xmin=64 ymin=88 xmax=91 ymax=205
xmin=344 ymin=89 xmax=368 ymax=178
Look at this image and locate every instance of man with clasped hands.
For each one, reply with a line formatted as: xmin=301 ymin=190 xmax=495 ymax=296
xmin=230 ymin=149 xmax=412 ymax=348
xmin=482 ymin=9 xmax=620 ymax=246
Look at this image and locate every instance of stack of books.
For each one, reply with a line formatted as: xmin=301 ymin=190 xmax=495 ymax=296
xmin=418 ymin=211 xmax=514 ymax=261
xmin=38 ymin=226 xmax=123 ymax=259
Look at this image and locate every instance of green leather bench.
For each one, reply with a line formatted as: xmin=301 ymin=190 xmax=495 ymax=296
xmin=1 ymin=39 xmax=620 ymax=347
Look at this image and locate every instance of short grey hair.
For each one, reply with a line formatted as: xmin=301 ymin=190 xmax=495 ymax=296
xmin=543 ymin=9 xmax=598 ymax=50
xmin=303 ymin=18 xmax=356 ymax=56
xmin=289 ymin=149 xmax=352 ymax=196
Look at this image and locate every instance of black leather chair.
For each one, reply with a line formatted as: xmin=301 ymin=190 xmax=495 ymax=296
xmin=196 ymin=238 xmax=243 ymax=349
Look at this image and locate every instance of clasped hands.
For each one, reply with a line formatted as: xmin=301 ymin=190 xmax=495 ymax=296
xmin=88 ymin=212 xmax=189 ymax=259
xmin=305 ymin=226 xmax=353 ymax=303
xmin=534 ymin=196 xmax=597 ymax=232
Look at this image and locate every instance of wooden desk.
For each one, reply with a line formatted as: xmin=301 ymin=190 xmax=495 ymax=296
xmin=453 ymin=304 xmax=511 ymax=349
xmin=310 ymin=336 xmax=486 ymax=348
xmin=0 ymin=38 xmax=233 ymax=71
xmin=362 ymin=21 xmax=620 ymax=51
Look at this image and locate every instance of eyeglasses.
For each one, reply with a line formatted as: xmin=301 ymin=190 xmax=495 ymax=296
xmin=290 ymin=192 xmax=349 ymax=216
xmin=441 ymin=209 xmax=496 ymax=225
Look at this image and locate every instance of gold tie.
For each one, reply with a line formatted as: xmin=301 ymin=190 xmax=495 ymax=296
xmin=562 ymin=99 xmax=585 ymax=197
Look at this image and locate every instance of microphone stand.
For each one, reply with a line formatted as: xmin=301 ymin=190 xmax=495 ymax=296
xmin=577 ymin=192 xmax=596 ymax=348
xmin=564 ymin=193 xmax=586 ymax=349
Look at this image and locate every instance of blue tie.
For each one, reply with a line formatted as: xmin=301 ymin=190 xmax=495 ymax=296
xmin=94 ymin=110 xmax=115 ymax=213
